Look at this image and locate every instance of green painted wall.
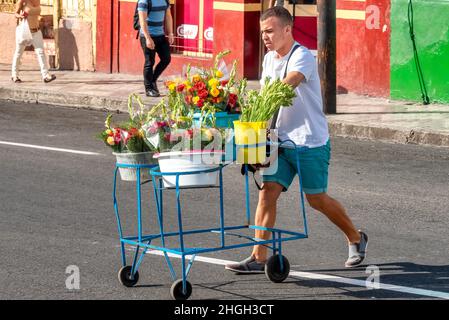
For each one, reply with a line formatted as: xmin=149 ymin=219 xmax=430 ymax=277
xmin=390 ymin=0 xmax=449 ymax=103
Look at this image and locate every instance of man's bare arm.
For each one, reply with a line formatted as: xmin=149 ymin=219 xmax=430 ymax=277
xmin=283 ymin=71 xmax=305 ymax=89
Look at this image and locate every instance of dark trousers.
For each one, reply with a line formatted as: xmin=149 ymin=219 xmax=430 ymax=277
xmin=139 ymin=35 xmax=171 ymax=90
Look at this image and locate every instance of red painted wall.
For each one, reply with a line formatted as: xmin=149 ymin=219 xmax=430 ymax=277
xmin=96 ymin=0 xmax=113 ymax=72
xmin=293 ymin=17 xmax=317 ymax=50
xmin=214 ymin=0 xmax=261 ymax=79
xmin=117 ymin=1 xmax=143 ymax=74
xmin=336 ymin=0 xmax=390 ymax=97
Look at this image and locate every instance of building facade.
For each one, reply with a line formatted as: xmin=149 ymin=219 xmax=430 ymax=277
xmin=0 ymin=0 xmax=96 ymax=71
xmin=1 ymin=0 xmax=447 ymax=103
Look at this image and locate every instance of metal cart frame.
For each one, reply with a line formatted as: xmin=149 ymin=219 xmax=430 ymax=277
xmin=113 ymin=140 xmax=309 ymax=300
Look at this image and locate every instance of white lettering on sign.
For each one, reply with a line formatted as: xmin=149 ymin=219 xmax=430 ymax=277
xmin=177 ymin=24 xmax=198 ymax=39
xmin=204 ymin=27 xmax=213 ymax=41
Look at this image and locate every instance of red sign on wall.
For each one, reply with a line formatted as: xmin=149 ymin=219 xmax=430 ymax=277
xmin=174 ymin=0 xmax=213 ymax=54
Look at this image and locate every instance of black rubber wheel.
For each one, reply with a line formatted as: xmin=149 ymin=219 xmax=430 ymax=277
xmin=170 ymin=279 xmax=192 ymax=300
xmin=265 ymin=254 xmax=290 ymax=283
xmin=118 ymin=266 xmax=139 ymax=287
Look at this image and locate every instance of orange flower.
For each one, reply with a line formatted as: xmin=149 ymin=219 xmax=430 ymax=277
xmin=107 ymin=136 xmax=115 ymax=145
xmin=210 ymin=87 xmax=220 ymax=97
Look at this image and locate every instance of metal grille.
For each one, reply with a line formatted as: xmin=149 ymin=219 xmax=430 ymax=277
xmin=62 ymin=0 xmax=93 ymax=19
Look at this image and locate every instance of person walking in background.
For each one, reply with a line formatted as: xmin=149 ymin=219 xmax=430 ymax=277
xmin=11 ymin=0 xmax=56 ymax=83
xmin=138 ymin=0 xmax=174 ymax=97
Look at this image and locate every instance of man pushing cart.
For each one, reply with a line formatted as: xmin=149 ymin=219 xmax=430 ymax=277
xmin=225 ymin=6 xmax=368 ymax=274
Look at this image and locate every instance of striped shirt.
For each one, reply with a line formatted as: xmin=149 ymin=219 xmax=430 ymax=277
xmin=138 ymin=0 xmax=169 ymax=37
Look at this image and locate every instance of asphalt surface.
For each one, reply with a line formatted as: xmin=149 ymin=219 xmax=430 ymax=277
xmin=1 ymin=100 xmax=448 ymax=300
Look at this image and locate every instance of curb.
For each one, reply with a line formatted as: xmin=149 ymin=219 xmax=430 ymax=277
xmin=328 ymin=121 xmax=449 ymax=147
xmin=2 ymin=86 xmax=449 ymax=148
xmin=0 ymin=87 xmax=129 ymax=112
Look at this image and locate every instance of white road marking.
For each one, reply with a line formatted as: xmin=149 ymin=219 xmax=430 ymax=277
xmin=0 ymin=140 xmax=101 ymax=155
xmin=134 ymin=249 xmax=449 ymax=299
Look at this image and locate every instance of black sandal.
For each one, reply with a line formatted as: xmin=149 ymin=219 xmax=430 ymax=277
xmin=11 ymin=76 xmax=22 ymax=83
xmin=43 ymin=74 xmax=56 ymax=83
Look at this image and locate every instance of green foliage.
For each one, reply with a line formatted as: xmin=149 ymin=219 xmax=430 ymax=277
xmin=240 ymin=78 xmax=296 ymax=122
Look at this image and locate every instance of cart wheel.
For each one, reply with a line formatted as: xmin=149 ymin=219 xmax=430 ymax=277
xmin=118 ymin=266 xmax=139 ymax=287
xmin=170 ymin=279 xmax=192 ymax=300
xmin=265 ymin=254 xmax=290 ymax=283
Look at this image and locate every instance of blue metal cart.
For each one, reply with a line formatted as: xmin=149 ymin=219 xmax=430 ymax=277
xmin=113 ymin=140 xmax=309 ymax=300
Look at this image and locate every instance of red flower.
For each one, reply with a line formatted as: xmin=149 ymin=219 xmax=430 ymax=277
xmin=113 ymin=128 xmax=122 ymax=143
xmin=184 ymin=129 xmax=194 ymax=138
xmin=177 ymin=84 xmax=186 ymax=92
xmin=194 ymin=81 xmax=206 ymax=91
xmin=198 ymin=89 xmax=208 ymax=99
xmin=128 ymin=127 xmax=139 ymax=136
xmin=221 ymin=80 xmax=229 ymax=86
xmin=228 ymin=93 xmax=238 ymax=107
xmin=196 ymin=99 xmax=204 ymax=108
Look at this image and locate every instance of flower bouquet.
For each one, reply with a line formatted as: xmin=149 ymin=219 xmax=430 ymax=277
xmin=99 ymin=93 xmax=157 ymax=181
xmin=164 ymin=51 xmax=242 ymax=129
xmin=141 ymin=96 xmax=233 ymax=188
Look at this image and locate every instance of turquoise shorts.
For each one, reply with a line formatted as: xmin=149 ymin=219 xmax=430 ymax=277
xmin=262 ymin=140 xmax=331 ymax=194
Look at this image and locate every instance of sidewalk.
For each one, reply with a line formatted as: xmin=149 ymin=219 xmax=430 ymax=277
xmin=1 ymin=64 xmax=448 ymax=147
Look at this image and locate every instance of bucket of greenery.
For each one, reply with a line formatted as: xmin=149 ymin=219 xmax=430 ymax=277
xmin=233 ymin=78 xmax=296 ymax=164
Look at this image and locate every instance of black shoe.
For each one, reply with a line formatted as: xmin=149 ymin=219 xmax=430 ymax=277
xmin=145 ymin=88 xmax=160 ymax=97
xmin=11 ymin=76 xmax=22 ymax=83
xmin=151 ymin=81 xmax=160 ymax=94
xmin=225 ymin=256 xmax=266 ymax=274
xmin=43 ymin=74 xmax=56 ymax=83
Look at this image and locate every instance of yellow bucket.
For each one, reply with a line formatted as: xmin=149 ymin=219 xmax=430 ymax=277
xmin=233 ymin=120 xmax=268 ymax=164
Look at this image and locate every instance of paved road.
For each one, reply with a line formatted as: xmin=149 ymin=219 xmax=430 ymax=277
xmin=1 ymin=100 xmax=448 ymax=300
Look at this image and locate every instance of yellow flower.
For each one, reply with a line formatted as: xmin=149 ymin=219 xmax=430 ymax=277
xmin=210 ymin=87 xmax=220 ymax=97
xmin=208 ymin=78 xmax=220 ymax=88
xmin=105 ymin=129 xmax=112 ymax=135
xmin=106 ymin=136 xmax=115 ymax=145
xmin=168 ymin=83 xmax=176 ymax=92
xmin=192 ymin=74 xmax=201 ymax=83
xmin=215 ymin=70 xmax=224 ymax=78
xmin=192 ymin=96 xmax=200 ymax=104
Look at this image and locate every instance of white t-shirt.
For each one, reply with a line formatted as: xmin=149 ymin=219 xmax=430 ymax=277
xmin=260 ymin=42 xmax=329 ymax=148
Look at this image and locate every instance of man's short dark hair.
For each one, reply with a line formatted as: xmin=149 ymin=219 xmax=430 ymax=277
xmin=260 ymin=6 xmax=293 ymax=26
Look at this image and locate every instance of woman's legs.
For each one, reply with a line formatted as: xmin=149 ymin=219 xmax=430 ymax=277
xmin=31 ymin=30 xmax=50 ymax=79
xmin=11 ymin=41 xmax=26 ymax=79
